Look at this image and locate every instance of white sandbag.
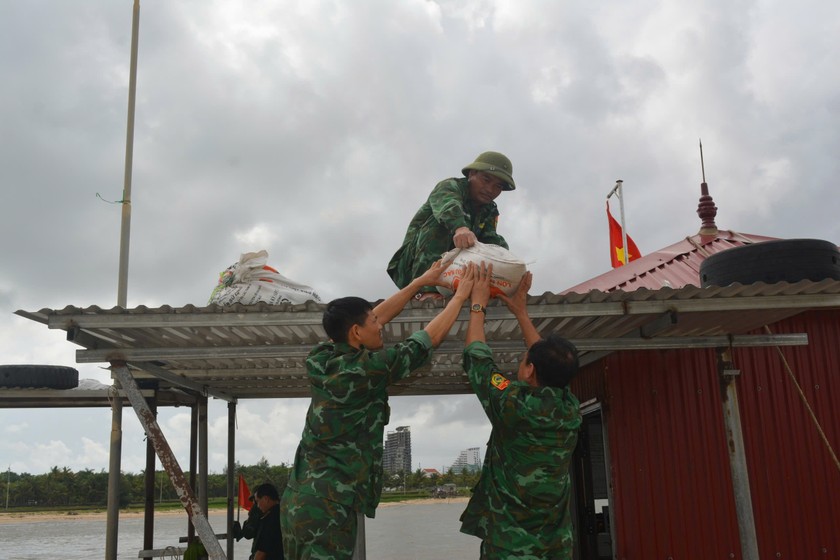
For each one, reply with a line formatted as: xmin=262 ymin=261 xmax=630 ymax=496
xmin=208 ymin=250 xmax=322 ymax=305
xmin=436 ymin=241 xmax=527 ymax=297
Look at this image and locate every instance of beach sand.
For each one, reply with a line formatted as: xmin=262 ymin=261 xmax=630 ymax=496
xmin=380 ymin=497 xmax=468 ymax=508
xmin=0 ymin=497 xmax=469 ymax=524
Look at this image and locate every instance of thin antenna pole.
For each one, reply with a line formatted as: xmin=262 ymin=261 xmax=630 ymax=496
xmin=617 ymin=180 xmax=628 ymax=265
xmin=700 ymin=138 xmax=706 ymax=184
xmin=107 ymin=4 xmax=139 ymax=560
xmin=117 ymin=0 xmax=140 ymax=308
xmin=606 ymin=180 xmax=630 ymax=265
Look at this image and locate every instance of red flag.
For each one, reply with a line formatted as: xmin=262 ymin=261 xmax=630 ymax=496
xmin=607 ymin=202 xmax=641 ymax=268
xmin=238 ymin=474 xmax=252 ymax=511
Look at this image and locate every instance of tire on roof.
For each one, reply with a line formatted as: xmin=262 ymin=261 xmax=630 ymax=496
xmin=700 ymin=238 xmax=840 ymax=288
xmin=0 ymin=365 xmax=79 ymax=389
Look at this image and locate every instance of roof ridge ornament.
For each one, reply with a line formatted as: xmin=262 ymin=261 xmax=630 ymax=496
xmin=697 ymin=139 xmax=719 ymax=236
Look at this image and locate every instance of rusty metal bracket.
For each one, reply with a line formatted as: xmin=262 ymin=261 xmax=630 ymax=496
xmin=721 ymin=368 xmax=741 ymax=379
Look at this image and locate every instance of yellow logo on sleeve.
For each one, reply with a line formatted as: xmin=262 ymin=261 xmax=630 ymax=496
xmin=490 ymin=373 xmax=510 ymax=391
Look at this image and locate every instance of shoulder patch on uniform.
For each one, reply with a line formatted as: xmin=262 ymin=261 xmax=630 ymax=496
xmin=490 ymin=372 xmax=510 ymax=391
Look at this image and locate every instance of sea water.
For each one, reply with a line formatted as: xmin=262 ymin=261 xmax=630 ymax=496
xmin=0 ymin=501 xmax=477 ymax=560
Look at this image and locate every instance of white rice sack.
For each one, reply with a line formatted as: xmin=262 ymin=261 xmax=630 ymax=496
xmin=208 ymin=250 xmax=322 ymax=305
xmin=436 ymin=242 xmax=527 ymax=297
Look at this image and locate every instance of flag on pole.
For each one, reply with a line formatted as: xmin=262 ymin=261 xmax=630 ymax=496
xmin=238 ymin=474 xmax=252 ymax=511
xmin=607 ymin=201 xmax=641 ymax=267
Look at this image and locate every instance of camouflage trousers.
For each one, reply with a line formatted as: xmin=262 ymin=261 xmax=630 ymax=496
xmin=480 ymin=540 xmax=571 ymax=560
xmin=280 ymin=486 xmax=357 ymax=560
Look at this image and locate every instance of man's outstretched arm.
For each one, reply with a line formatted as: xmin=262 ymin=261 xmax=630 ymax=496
xmin=497 ymin=271 xmax=540 ymax=348
xmin=466 ymin=262 xmax=492 ymax=346
xmin=423 ymin=263 xmax=476 ymax=347
xmin=373 ymin=258 xmax=450 ymax=325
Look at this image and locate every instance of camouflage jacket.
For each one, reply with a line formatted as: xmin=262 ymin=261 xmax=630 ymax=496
xmin=286 ymin=330 xmax=433 ymax=517
xmin=459 ymin=341 xmax=582 ymax=559
xmin=387 ymin=177 xmax=508 ymax=289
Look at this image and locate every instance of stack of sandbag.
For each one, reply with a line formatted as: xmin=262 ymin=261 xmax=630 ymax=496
xmin=208 ymin=250 xmax=322 ymax=305
xmin=436 ymin=241 xmax=528 ymax=297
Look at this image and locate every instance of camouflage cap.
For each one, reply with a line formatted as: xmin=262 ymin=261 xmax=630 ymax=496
xmin=462 ymin=151 xmax=515 ymax=191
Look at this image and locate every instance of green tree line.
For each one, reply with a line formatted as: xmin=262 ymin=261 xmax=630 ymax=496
xmin=1 ymin=459 xmax=479 ymax=510
xmin=0 ymin=460 xmax=289 ymax=510
xmin=385 ymin=467 xmax=480 ymax=492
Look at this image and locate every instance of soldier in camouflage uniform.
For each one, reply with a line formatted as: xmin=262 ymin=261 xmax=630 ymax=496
xmin=387 ymin=151 xmax=514 ymax=297
xmin=460 ymin=264 xmax=582 ymax=560
xmin=280 ymin=261 xmax=478 ymax=560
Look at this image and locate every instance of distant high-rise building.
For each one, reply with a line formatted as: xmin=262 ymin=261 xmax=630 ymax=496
xmin=449 ymin=447 xmax=482 ymax=474
xmin=383 ymin=426 xmax=412 ymax=475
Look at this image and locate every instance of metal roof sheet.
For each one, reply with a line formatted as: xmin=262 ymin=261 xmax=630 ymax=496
xmin=563 ymin=229 xmax=778 ymax=293
xmin=15 ymin=279 xmax=840 ymax=401
xmin=0 ymin=386 xmax=195 ymax=409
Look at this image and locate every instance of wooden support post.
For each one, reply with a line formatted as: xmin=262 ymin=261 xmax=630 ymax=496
xmin=353 ymin=512 xmax=366 ymax=560
xmin=143 ymin=396 xmax=157 ymax=553
xmin=189 ymin=402 xmax=198 ymax=544
xmin=199 ymin=396 xmax=209 ymax=515
xmin=104 ymin=379 xmax=122 ymax=560
xmin=227 ymin=401 xmax=236 ymax=559
xmin=717 ymin=349 xmax=759 ymax=560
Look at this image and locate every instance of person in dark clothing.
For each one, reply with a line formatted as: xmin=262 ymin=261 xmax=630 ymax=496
xmin=232 ymin=494 xmax=262 ymax=559
xmin=253 ymin=483 xmax=284 ymax=560
xmin=240 ymin=496 xmax=261 ymax=540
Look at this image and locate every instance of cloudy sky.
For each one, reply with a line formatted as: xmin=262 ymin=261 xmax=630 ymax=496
xmin=1 ymin=0 xmax=839 ymax=477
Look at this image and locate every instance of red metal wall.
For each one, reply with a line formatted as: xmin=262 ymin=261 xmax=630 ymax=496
xmin=573 ymin=309 xmax=840 ymax=559
xmin=733 ymin=310 xmax=840 ymax=559
xmin=597 ymin=350 xmax=742 ymax=559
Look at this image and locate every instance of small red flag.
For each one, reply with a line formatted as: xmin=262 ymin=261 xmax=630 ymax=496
xmin=607 ymin=202 xmax=641 ymax=268
xmin=238 ymin=474 xmax=252 ymax=511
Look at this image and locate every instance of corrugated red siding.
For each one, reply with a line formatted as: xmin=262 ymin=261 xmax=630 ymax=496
xmin=734 ymin=310 xmax=840 ymax=559
xmin=578 ymin=309 xmax=840 ymax=558
xmin=599 ymin=349 xmax=743 ymax=559
xmin=572 ymin=361 xmax=606 ymax=404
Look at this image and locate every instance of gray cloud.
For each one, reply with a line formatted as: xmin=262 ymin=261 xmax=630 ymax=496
xmin=2 ymin=0 xmax=838 ymax=474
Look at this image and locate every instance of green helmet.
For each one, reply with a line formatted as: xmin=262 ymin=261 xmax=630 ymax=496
xmin=462 ymin=151 xmax=515 ymax=191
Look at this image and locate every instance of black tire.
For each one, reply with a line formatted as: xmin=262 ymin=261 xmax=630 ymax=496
xmin=700 ymin=238 xmax=840 ymax=287
xmin=0 ymin=365 xmax=79 ymax=389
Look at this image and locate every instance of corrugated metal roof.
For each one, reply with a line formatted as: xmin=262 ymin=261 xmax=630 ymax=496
xmin=563 ymin=229 xmax=778 ymax=293
xmin=15 ymin=280 xmax=840 ymax=400
xmin=0 ymin=386 xmax=194 ymax=409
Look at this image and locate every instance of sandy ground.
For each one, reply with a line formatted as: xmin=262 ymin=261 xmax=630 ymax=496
xmin=379 ymin=497 xmax=468 ymax=508
xmin=0 ymin=497 xmax=469 ymax=524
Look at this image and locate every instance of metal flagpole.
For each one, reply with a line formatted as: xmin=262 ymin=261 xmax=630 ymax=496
xmin=617 ymin=181 xmax=628 ymax=265
xmin=107 ymin=2 xmax=140 ymax=559
xmin=606 ymin=179 xmax=630 ymax=265
xmin=118 ymin=0 xmax=139 ymax=307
